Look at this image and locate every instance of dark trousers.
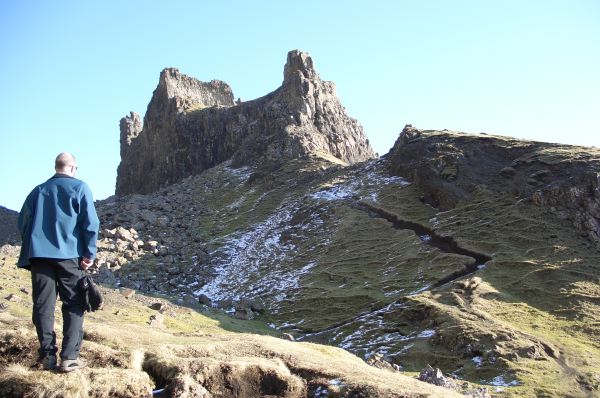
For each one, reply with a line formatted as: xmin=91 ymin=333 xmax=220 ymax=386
xmin=30 ymin=258 xmax=85 ymax=360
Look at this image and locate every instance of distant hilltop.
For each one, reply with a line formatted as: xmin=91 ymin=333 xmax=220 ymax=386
xmin=388 ymin=125 xmax=600 ymax=248
xmin=116 ymin=50 xmax=376 ymax=195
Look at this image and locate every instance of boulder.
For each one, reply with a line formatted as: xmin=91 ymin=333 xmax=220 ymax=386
xmin=237 ymin=297 xmax=266 ymax=313
xmin=366 ymin=353 xmax=400 ymax=372
xmin=282 ymin=333 xmax=295 ymax=342
xmin=197 ymin=294 xmax=212 ymax=306
xmin=5 ymin=294 xmax=20 ymax=302
xmin=234 ymin=308 xmax=254 ymax=320
xmin=418 ymin=364 xmax=457 ymax=389
xmin=149 ymin=313 xmax=164 ymax=327
xmin=116 ymin=227 xmax=135 ymax=242
xmin=145 ymin=240 xmax=159 ymax=250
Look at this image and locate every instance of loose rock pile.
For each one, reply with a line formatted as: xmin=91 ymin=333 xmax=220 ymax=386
xmin=92 ymin=176 xmax=278 ymax=323
xmin=95 ymin=226 xmax=161 ymax=271
xmin=93 ymin=176 xmax=212 ymax=301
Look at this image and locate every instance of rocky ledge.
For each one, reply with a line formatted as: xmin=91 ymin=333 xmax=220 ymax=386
xmin=116 ymin=50 xmax=376 ymax=195
xmin=387 ymin=125 xmax=600 ymax=248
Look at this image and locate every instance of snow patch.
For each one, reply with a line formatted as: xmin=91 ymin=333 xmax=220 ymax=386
xmin=408 ymin=284 xmax=432 ymax=296
xmin=310 ymin=183 xmax=358 ymax=201
xmin=383 ymin=288 xmax=404 ymax=297
xmin=417 ymin=329 xmax=435 ymax=338
xmin=193 ymin=205 xmax=296 ymax=300
xmin=488 ymin=375 xmax=519 ymax=387
xmin=223 ymin=164 xmax=252 ymax=183
xmin=193 ymin=198 xmax=329 ymax=308
xmin=310 ymin=161 xmax=410 ymax=205
xmin=227 ymin=190 xmax=252 ymax=210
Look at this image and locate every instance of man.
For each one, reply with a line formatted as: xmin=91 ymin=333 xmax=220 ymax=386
xmin=17 ymin=152 xmax=99 ymax=372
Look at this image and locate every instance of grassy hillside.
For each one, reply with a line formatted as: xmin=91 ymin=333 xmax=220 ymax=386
xmin=0 ymin=248 xmax=465 ymax=397
xmin=93 ymin=150 xmax=599 ymax=396
xmin=6 ymin=131 xmax=599 ymax=397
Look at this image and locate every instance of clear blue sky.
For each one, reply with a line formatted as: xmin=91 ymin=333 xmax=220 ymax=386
xmin=1 ymin=1 xmax=599 ymax=211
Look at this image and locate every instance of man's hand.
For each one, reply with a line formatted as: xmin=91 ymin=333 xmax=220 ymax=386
xmin=80 ymin=257 xmax=93 ymax=270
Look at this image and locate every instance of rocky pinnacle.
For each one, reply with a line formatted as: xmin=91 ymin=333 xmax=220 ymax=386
xmin=116 ymin=50 xmax=376 ymax=196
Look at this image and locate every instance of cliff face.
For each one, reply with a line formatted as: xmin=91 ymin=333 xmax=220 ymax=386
xmin=116 ymin=68 xmax=236 ymax=195
xmin=116 ymin=50 xmax=375 ymax=195
xmin=387 ymin=125 xmax=600 ymax=247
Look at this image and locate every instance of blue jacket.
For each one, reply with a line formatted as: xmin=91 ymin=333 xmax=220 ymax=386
xmin=17 ymin=174 xmax=100 ymax=269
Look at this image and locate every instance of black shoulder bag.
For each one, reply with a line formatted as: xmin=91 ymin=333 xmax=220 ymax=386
xmin=78 ymin=274 xmax=104 ymax=312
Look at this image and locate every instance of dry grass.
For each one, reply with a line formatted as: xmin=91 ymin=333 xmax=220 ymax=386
xmin=0 ymin=364 xmax=153 ymax=398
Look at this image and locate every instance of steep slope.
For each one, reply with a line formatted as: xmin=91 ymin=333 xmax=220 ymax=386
xmin=116 ymin=50 xmax=376 ymax=195
xmin=96 ymin=128 xmax=599 ymax=397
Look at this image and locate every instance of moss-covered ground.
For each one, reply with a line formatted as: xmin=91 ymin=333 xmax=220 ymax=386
xmin=421 ymin=189 xmax=600 ymax=396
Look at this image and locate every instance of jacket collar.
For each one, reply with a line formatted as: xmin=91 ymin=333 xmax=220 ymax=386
xmin=51 ymin=173 xmax=75 ymax=180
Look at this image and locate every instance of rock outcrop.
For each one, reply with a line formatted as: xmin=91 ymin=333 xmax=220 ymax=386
xmin=116 ymin=68 xmax=235 ymax=195
xmin=116 ymin=50 xmax=376 ymax=195
xmin=119 ymin=111 xmax=143 ymax=159
xmin=387 ymin=125 xmax=600 ymax=247
xmin=0 ymin=206 xmax=19 ymax=245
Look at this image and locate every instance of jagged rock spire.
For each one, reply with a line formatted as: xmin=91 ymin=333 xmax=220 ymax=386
xmin=284 ymin=50 xmax=318 ymax=82
xmin=116 ymin=50 xmax=375 ymax=196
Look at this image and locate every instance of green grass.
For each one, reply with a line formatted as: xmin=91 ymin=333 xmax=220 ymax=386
xmin=407 ymin=189 xmax=600 ymax=396
xmin=177 ymin=158 xmax=600 ymax=395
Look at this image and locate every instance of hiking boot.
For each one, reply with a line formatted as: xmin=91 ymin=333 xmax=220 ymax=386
xmin=42 ymin=355 xmax=57 ymax=370
xmin=60 ymin=358 xmax=87 ymax=372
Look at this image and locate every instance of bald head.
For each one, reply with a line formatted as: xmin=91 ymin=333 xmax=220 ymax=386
xmin=55 ymin=152 xmax=78 ymax=176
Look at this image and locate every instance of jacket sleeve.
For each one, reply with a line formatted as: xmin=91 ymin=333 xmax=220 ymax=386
xmin=16 ymin=189 xmax=36 ymax=268
xmin=78 ymin=183 xmax=100 ymax=260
